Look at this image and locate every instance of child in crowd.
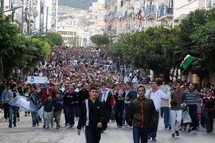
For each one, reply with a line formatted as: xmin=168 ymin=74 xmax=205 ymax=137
xmin=43 ymin=95 xmax=53 ymax=129
xmin=52 ymin=92 xmax=63 ymax=129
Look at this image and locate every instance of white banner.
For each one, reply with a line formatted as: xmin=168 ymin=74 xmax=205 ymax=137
xmin=10 ymin=95 xmax=36 ymax=112
xmin=10 ymin=95 xmax=44 ymax=117
xmin=27 ymin=76 xmax=49 ymax=84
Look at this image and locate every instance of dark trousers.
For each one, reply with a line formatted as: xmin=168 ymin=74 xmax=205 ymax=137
xmin=201 ymin=109 xmax=206 ymax=127
xmin=188 ymin=105 xmax=198 ymax=130
xmin=115 ymin=105 xmax=124 ymax=126
xmin=133 ymin=126 xmax=149 ymax=143
xmin=124 ymin=103 xmax=130 ymax=125
xmin=17 ymin=107 xmax=20 ymax=119
xmin=205 ymin=110 xmax=214 ymax=132
xmin=3 ymin=103 xmax=9 ymax=119
xmin=64 ymin=105 xmax=75 ymax=125
xmin=85 ymin=126 xmax=101 ymax=143
xmin=149 ymin=111 xmax=159 ymax=139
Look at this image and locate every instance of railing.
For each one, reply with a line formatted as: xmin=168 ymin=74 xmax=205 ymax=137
xmin=158 ymin=6 xmax=173 ymax=18
xmin=104 ymin=11 xmax=117 ymax=21
xmin=144 ymin=5 xmax=156 ymax=17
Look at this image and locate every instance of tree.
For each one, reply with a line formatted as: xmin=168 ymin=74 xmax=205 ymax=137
xmin=178 ymin=8 xmax=215 ymax=85
xmin=120 ymin=26 xmax=179 ymax=82
xmin=90 ymin=34 xmax=109 ymax=46
xmin=190 ymin=21 xmax=215 ymax=83
xmin=0 ymin=15 xmax=21 ymax=79
xmin=0 ymin=13 xmax=51 ymax=79
xmin=44 ymin=32 xmax=63 ymax=47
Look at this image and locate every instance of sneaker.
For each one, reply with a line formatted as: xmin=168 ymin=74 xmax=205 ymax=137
xmin=206 ymin=130 xmax=211 ymax=134
xmin=70 ymin=124 xmax=74 ymax=128
xmin=152 ymin=138 xmax=157 ymax=142
xmin=56 ymin=125 xmax=60 ymax=129
xmin=66 ymin=124 xmax=70 ymax=128
xmin=193 ymin=130 xmax=197 ymax=135
xmin=172 ymin=134 xmax=175 ymax=137
xmin=9 ymin=125 xmax=12 ymax=128
xmin=165 ymin=126 xmax=168 ymax=129
xmin=175 ymin=130 xmax=179 ymax=136
xmin=14 ymin=124 xmax=16 ymax=127
xmin=17 ymin=118 xmax=20 ymax=121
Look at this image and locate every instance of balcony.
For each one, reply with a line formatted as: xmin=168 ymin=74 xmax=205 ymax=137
xmin=157 ymin=7 xmax=173 ymax=21
xmin=144 ymin=5 xmax=156 ymax=20
xmin=104 ymin=11 xmax=117 ymax=22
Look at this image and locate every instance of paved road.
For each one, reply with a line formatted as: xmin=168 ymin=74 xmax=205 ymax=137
xmin=0 ymin=111 xmax=214 ymax=143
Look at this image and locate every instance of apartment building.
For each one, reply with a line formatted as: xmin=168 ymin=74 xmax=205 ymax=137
xmin=2 ymin=0 xmax=57 ymax=35
xmin=104 ymin=0 xmax=215 ymax=37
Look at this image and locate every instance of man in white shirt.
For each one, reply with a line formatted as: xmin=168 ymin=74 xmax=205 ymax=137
xmin=145 ymin=81 xmax=169 ymax=141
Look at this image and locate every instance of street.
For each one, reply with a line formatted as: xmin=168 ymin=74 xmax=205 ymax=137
xmin=0 ymin=111 xmax=214 ymax=143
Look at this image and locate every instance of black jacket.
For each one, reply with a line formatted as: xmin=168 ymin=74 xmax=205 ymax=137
xmin=77 ymin=98 xmax=106 ymax=129
xmin=63 ymin=91 xmax=78 ymax=107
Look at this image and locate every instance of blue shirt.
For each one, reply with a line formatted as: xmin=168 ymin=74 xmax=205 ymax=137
xmin=1 ymin=89 xmax=8 ymax=104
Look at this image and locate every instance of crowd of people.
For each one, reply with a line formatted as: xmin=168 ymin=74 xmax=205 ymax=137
xmin=0 ymin=45 xmax=214 ymax=143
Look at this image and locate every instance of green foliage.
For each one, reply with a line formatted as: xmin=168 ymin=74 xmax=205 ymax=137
xmin=179 ymin=8 xmax=215 ymax=80
xmin=59 ymin=0 xmax=96 ymax=9
xmin=112 ymin=26 xmax=179 ymax=82
xmin=191 ymin=21 xmax=215 ymax=73
xmin=0 ymin=15 xmax=51 ymax=79
xmin=90 ymin=34 xmax=109 ymax=46
xmin=44 ymin=32 xmax=63 ymax=47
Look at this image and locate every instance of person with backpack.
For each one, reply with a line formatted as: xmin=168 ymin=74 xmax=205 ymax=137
xmin=77 ymin=86 xmax=106 ymax=143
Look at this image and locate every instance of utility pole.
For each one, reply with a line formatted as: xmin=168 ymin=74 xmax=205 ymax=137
xmin=28 ymin=0 xmax=32 ymax=35
xmin=46 ymin=6 xmax=48 ymax=33
xmin=1 ymin=0 xmax=4 ymax=18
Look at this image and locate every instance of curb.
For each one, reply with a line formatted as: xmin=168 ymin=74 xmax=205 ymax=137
xmin=0 ymin=116 xmax=4 ymax=123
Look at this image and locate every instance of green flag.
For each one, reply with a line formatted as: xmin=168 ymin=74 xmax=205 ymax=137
xmin=180 ymin=54 xmax=195 ymax=70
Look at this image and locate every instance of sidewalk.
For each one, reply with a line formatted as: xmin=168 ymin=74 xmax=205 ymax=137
xmin=0 ymin=110 xmax=4 ymax=123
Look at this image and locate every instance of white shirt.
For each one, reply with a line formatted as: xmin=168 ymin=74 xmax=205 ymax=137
xmin=145 ymin=89 xmax=169 ymax=111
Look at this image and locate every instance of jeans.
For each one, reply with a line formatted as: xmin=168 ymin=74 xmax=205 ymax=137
xmin=85 ymin=126 xmax=101 ymax=143
xmin=133 ymin=126 xmax=149 ymax=143
xmin=31 ymin=111 xmax=39 ymax=126
xmin=9 ymin=106 xmax=18 ymax=127
xmin=163 ymin=107 xmax=170 ymax=127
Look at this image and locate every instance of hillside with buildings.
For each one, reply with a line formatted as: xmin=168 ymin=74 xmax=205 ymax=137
xmin=59 ymin=0 xmax=96 ymax=9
